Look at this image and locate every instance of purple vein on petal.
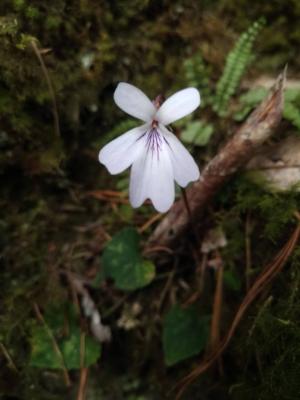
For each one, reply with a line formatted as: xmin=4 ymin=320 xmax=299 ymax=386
xmin=136 ymin=127 xmax=163 ymax=160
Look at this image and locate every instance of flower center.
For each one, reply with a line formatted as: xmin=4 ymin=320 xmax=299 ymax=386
xmin=137 ymin=122 xmax=163 ymax=160
xmin=152 ymin=119 xmax=158 ymax=128
xmin=145 ymin=127 xmax=162 ymax=159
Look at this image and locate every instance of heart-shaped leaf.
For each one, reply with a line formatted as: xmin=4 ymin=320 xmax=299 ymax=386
xmin=30 ymin=304 xmax=101 ymax=369
xmin=101 ymin=227 xmax=155 ymax=291
xmin=163 ymin=304 xmax=210 ymax=366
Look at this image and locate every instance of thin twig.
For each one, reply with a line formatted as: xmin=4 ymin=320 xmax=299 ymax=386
xmin=33 ymin=303 xmax=71 ymax=387
xmin=31 ymin=40 xmax=61 ymax=139
xmin=156 ymin=265 xmax=177 ymax=311
xmin=77 ymin=332 xmax=89 ymax=400
xmin=181 ymin=187 xmax=200 ymax=245
xmin=174 ymin=219 xmax=300 ymax=399
xmin=103 ymin=294 xmax=130 ymax=318
xmin=198 ymin=253 xmax=208 ymax=296
xmin=77 ymin=367 xmax=89 ymax=400
xmin=139 ymin=213 xmax=163 ymax=233
xmin=80 ymin=331 xmax=86 ymax=369
xmin=209 ymin=253 xmax=224 ymax=376
xmin=245 ymin=212 xmax=252 ymax=291
xmin=294 ymin=210 xmax=300 ymax=222
xmin=182 ymin=254 xmax=208 ymax=307
xmin=209 ymin=259 xmax=223 ymax=351
xmin=142 ymin=245 xmax=174 ymax=256
xmin=0 ymin=342 xmax=18 ymax=373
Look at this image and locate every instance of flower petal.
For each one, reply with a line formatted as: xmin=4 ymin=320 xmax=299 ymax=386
xmin=160 ymin=125 xmax=200 ymax=187
xmin=155 ymin=88 xmax=200 ymax=125
xmin=129 ymin=135 xmax=175 ymax=212
xmin=114 ymin=82 xmax=156 ymax=122
xmin=98 ymin=124 xmax=148 ymax=174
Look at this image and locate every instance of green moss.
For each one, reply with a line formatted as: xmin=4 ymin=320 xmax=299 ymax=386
xmin=219 ymin=175 xmax=299 ymax=242
xmin=231 ymin=269 xmax=300 ymax=400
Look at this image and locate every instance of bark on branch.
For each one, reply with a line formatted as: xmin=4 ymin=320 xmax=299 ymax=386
xmin=148 ymin=69 xmax=286 ymax=248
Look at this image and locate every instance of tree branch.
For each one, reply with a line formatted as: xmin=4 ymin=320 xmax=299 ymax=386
xmin=148 ymin=68 xmax=286 ymax=248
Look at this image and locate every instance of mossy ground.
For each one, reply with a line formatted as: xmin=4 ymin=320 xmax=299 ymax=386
xmin=1 ymin=1 xmax=300 ymax=399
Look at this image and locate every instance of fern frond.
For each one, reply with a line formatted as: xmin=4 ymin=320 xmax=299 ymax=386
xmin=213 ymin=18 xmax=266 ymax=116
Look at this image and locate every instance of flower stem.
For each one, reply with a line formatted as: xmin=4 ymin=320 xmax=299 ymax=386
xmin=181 ymin=187 xmax=199 ymax=244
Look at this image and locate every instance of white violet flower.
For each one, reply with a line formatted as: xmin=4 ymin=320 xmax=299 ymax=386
xmin=99 ymin=82 xmax=201 ymax=213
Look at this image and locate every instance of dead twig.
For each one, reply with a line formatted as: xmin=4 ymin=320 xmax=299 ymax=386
xmin=77 ymin=367 xmax=89 ymax=400
xmin=209 ymin=256 xmax=224 ymax=376
xmin=0 ymin=342 xmax=18 ymax=373
xmin=31 ymin=40 xmax=60 ymax=139
xmin=148 ymin=68 xmax=286 ymax=249
xmin=87 ymin=190 xmax=129 ymax=205
xmin=245 ymin=212 xmax=252 ymax=291
xmin=77 ymin=333 xmax=89 ymax=400
xmin=156 ymin=262 xmax=177 ymax=312
xmin=174 ymin=219 xmax=300 ymax=399
xmin=33 ymin=303 xmax=71 ymax=387
xmin=209 ymin=258 xmax=223 ymax=351
xmin=139 ymin=213 xmax=163 ymax=233
xmin=142 ymin=245 xmax=174 ymax=256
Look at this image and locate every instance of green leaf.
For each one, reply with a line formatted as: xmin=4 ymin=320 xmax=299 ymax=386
xmin=30 ymin=304 xmax=101 ymax=369
xmin=285 ymin=88 xmax=300 ymax=103
xmin=162 ymin=304 xmax=210 ymax=366
xmin=181 ymin=120 xmax=214 ymax=146
xmin=61 ymin=328 xmax=101 ymax=369
xmin=117 ymin=204 xmax=134 ymax=222
xmin=101 ymin=227 xmax=155 ymax=291
xmin=283 ymin=102 xmax=300 ymax=130
xmin=234 ymin=88 xmax=267 ymax=121
xmin=239 ymin=87 xmax=267 ymax=106
xmin=30 ymin=326 xmax=62 ymax=369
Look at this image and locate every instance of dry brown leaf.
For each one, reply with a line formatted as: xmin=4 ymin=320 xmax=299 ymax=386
xmin=247 ymin=135 xmax=300 ymax=191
